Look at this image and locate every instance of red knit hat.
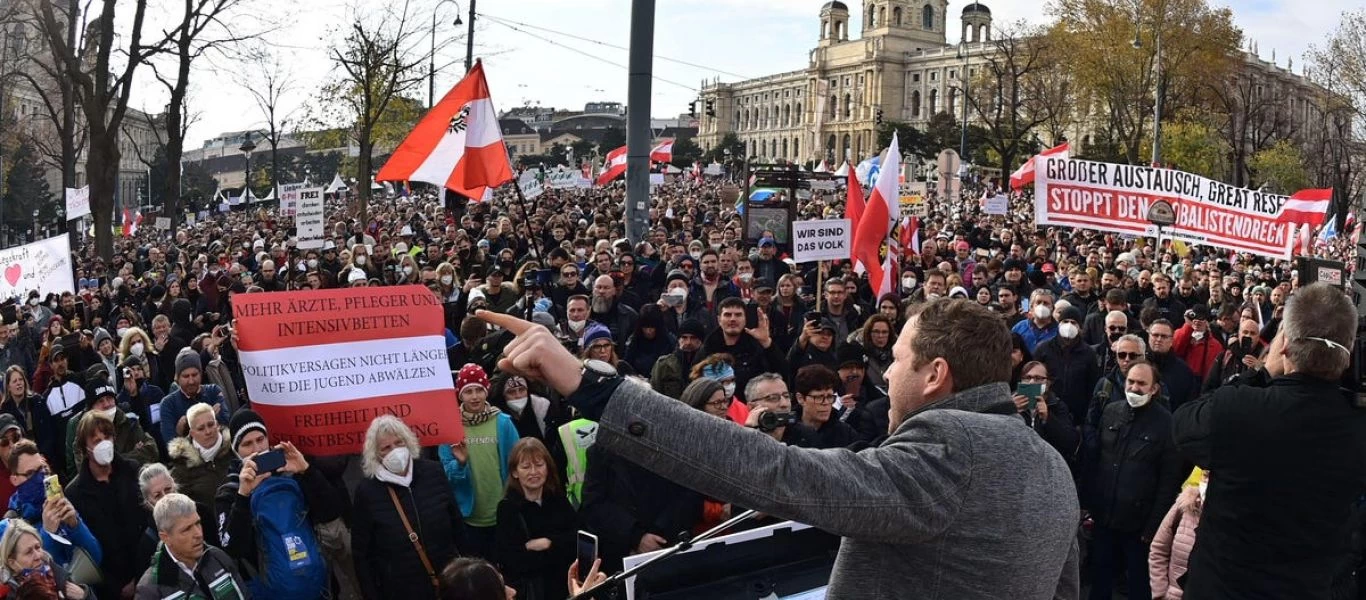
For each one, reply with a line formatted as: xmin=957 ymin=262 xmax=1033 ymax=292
xmin=455 ymin=363 xmax=489 ymax=394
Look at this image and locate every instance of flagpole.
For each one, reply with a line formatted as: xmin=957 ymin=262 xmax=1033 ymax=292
xmin=511 ymin=180 xmax=545 ymax=261
xmin=816 ymin=261 xmax=825 ymax=313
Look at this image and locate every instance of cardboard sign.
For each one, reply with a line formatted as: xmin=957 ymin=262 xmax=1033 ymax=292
xmin=0 ymin=235 xmax=74 ymax=300
xmin=295 ymin=187 xmax=326 ymax=249
xmin=519 ymin=171 xmax=544 ymax=199
xmin=984 ymin=194 xmax=1009 ymax=216
xmin=64 ymin=186 xmax=90 ymax=221
xmin=792 ymin=219 xmax=852 ymax=263
xmin=1034 ymin=157 xmax=1303 ymax=259
xmin=900 ymin=195 xmax=926 ymax=218
xmin=154 ymin=217 xmax=172 ymax=230
xmin=232 ymin=286 xmax=461 ymax=455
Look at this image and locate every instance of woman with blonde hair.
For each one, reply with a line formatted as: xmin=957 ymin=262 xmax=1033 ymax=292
xmin=0 ymin=366 xmax=45 ymax=440
xmin=493 ymin=438 xmax=577 ymax=600
xmin=0 ymin=518 xmax=90 ymax=598
xmin=352 ymin=415 xmax=464 ymax=600
xmin=166 ymin=403 xmax=233 ymax=508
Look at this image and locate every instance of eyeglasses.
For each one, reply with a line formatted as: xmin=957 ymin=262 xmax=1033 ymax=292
xmin=1106 ymin=326 xmax=1127 ymax=332
xmin=802 ymin=393 xmax=837 ymax=404
xmin=1115 ymin=351 xmax=1142 ymax=360
xmin=704 ymin=399 xmax=730 ymax=409
xmin=751 ymin=392 xmax=792 ymax=404
xmin=561 ymin=271 xmax=578 ymax=277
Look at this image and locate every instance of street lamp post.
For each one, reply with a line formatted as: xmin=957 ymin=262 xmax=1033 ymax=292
xmin=428 ymin=0 xmax=464 ymax=108
xmin=955 ymin=42 xmax=970 ymax=177
xmin=239 ymin=132 xmax=256 ymax=205
xmin=1 ymin=24 xmax=26 ymax=246
xmin=1134 ymin=18 xmax=1163 ymax=166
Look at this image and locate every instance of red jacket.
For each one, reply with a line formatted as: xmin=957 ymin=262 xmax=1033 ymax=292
xmin=1172 ymin=323 xmax=1223 ymax=380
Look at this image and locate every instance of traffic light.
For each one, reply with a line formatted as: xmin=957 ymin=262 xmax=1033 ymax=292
xmin=876 ymin=107 xmax=884 ymax=125
xmin=705 ymin=99 xmax=716 ymax=117
xmin=689 ymin=101 xmax=698 ymax=118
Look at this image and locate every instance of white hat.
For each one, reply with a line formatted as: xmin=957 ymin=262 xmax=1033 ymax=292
xmin=252 ymin=238 xmax=265 ymax=249
xmin=393 ymin=242 xmax=409 ymax=254
xmin=323 ymin=240 xmax=336 ymax=251
xmin=400 ymin=225 xmax=414 ymax=236
xmin=347 ymin=269 xmax=367 ymax=284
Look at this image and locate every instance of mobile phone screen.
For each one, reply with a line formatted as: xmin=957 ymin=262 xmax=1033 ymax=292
xmin=576 ymin=530 xmax=598 ymax=582
xmin=253 ymin=449 xmax=286 ymax=474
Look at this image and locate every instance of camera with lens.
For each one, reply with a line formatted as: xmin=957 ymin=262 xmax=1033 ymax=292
xmin=756 ymin=411 xmax=797 ymax=433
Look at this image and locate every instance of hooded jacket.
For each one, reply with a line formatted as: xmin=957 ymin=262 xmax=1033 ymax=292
xmin=1149 ymin=485 xmax=1203 ymax=600
xmin=167 ymin=430 xmax=234 ymax=509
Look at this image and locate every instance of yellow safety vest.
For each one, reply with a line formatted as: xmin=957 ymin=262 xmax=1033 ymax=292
xmin=557 ymin=418 xmax=598 ymax=509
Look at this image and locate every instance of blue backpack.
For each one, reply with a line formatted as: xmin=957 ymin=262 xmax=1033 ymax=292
xmin=248 ymin=476 xmax=329 ymax=599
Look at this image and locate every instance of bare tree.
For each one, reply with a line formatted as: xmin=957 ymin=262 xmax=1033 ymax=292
xmin=963 ymin=21 xmax=1058 ymax=174
xmin=239 ymin=44 xmax=298 ymax=201
xmin=9 ymin=0 xmax=83 ymax=208
xmin=321 ymin=0 xmax=435 ymax=226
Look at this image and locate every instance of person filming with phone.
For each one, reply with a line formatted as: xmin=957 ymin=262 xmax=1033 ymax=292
xmin=477 ymin=298 xmax=1080 ymax=599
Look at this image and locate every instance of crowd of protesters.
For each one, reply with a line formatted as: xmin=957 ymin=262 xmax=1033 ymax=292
xmin=0 ymin=168 xmax=1355 ymax=600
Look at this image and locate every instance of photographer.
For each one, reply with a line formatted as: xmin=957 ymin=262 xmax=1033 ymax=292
xmin=1200 ymin=318 xmax=1264 ymax=393
xmin=741 ymin=373 xmax=817 ymax=448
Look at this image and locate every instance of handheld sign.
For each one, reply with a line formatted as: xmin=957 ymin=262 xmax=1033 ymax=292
xmin=792 ymin=219 xmax=852 ymax=263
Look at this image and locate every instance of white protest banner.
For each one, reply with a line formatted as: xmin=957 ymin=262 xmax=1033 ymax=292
xmin=153 ymin=217 xmax=171 ymax=230
xmin=232 ymin=286 xmax=461 ymax=455
xmin=296 ymin=187 xmax=326 ymax=249
xmin=519 ymin=171 xmax=544 ymax=199
xmin=984 ymin=194 xmax=1009 ymax=216
xmin=792 ymin=219 xmax=852 ymax=263
xmin=649 ymin=173 xmax=665 ymax=186
xmin=0 ymin=235 xmax=74 ymax=299
xmin=1035 ymin=157 xmax=1300 ymax=259
xmin=185 ymin=213 xmax=197 ymax=227
xmin=280 ymin=182 xmax=306 ymax=217
xmin=64 ymin=186 xmax=90 ymax=221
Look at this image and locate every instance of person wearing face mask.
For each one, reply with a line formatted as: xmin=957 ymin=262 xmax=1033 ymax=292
xmin=62 ymin=384 xmax=157 ymax=479
xmin=1148 ymin=470 xmax=1209 ymax=600
xmin=1081 ymin=360 xmax=1183 ymax=600
xmin=66 ymin=409 xmax=152 ymax=600
xmin=353 ymin=415 xmax=465 ymax=600
xmin=1032 ymin=306 xmax=1101 ymax=422
xmin=165 ymin=403 xmax=234 ymax=509
xmin=1012 ymin=289 xmax=1060 ymax=353
xmin=492 ymin=375 xmax=556 ymax=444
xmin=1171 ymin=304 xmax=1224 ymax=381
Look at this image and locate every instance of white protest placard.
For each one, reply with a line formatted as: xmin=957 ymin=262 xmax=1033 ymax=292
xmin=984 ymin=194 xmax=1009 ymax=216
xmin=280 ymin=182 xmax=306 ymax=217
xmin=154 ymin=217 xmax=172 ymax=230
xmin=519 ymin=171 xmax=544 ymax=199
xmin=232 ymin=286 xmax=461 ymax=455
xmin=0 ymin=235 xmax=74 ymax=299
xmin=296 ymin=187 xmax=326 ymax=249
xmin=64 ymin=186 xmax=90 ymax=221
xmin=649 ymin=173 xmax=665 ymax=186
xmin=792 ymin=219 xmax=852 ymax=263
xmin=185 ymin=213 xmax=196 ymax=227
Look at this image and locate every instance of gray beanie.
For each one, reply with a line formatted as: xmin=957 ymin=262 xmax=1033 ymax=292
xmin=92 ymin=328 xmax=112 ymax=349
xmin=174 ymin=348 xmax=202 ymax=377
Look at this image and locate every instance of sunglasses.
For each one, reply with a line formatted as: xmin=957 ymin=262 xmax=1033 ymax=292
xmin=1115 ymin=351 xmax=1142 ymax=360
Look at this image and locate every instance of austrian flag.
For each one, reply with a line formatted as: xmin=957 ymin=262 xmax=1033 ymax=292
xmin=597 ymin=146 xmax=627 ymax=186
xmin=377 ymin=60 xmax=513 ymax=200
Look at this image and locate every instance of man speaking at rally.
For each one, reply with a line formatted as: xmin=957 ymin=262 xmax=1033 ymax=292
xmin=477 ymin=299 xmax=1080 ymax=599
xmin=1173 ymin=282 xmax=1366 ymax=598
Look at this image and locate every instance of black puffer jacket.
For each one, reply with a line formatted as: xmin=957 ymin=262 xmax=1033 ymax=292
xmin=65 ymin=454 xmax=147 ymax=600
xmin=351 ymin=458 xmax=464 ymax=600
xmin=1084 ymin=400 xmax=1184 ymax=538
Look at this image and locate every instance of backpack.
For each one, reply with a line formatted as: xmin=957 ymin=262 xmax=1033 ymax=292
xmin=248 ymin=475 xmax=329 ymax=600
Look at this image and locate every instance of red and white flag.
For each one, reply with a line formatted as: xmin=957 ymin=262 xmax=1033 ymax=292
xmin=233 ymin=286 xmax=463 ymax=455
xmin=847 ymin=161 xmax=866 ymax=274
xmin=1281 ymin=188 xmax=1332 ymax=227
xmin=596 ymin=146 xmax=627 ymax=186
xmin=122 ymin=209 xmax=142 ymax=237
xmin=853 ymin=132 xmax=900 ymax=298
xmin=1010 ymin=142 xmax=1070 ymax=190
xmin=650 ymin=140 xmax=674 ymax=164
xmin=376 ymin=60 xmax=513 ymax=201
xmin=901 ymin=216 xmax=921 ymax=256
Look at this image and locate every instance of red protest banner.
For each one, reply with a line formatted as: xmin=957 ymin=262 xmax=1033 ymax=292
xmin=1034 ymin=157 xmax=1298 ymax=259
xmin=233 ymin=285 xmax=462 ymax=455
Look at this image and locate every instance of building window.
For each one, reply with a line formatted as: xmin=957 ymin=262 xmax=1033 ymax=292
xmin=795 ymin=102 xmax=803 ymax=125
xmin=844 ymin=94 xmax=852 ymax=119
xmin=793 ymin=137 xmax=800 ymax=159
xmin=929 ymin=89 xmax=939 ymax=114
xmin=912 ymin=73 xmax=921 ymax=82
xmin=893 ymin=7 xmax=902 ymax=25
xmin=922 ymin=5 xmax=934 ymax=30
xmin=930 ymin=72 xmax=937 ymax=82
xmin=911 ymin=90 xmax=921 ymax=117
xmin=830 ymin=95 xmax=839 ymax=120
xmin=781 ymin=138 xmax=788 ymax=159
xmin=844 ymin=76 xmax=851 ymax=86
xmin=950 ymin=70 xmax=957 ymax=79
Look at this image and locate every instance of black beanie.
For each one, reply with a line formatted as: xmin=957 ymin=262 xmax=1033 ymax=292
xmin=229 ymin=409 xmax=267 ymax=456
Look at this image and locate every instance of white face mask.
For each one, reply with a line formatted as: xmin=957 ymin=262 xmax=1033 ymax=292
xmin=355 ymin=255 xmax=368 ymax=266
xmin=506 ymin=396 xmax=528 ymax=412
xmin=92 ymin=439 xmax=115 ymax=466
xmin=307 ymin=259 xmax=319 ymax=269
xmin=689 ymin=251 xmax=702 ymax=260
xmin=95 ymin=407 xmax=116 ymax=422
xmin=131 ymin=342 xmax=145 ymax=356
xmin=710 ymin=243 xmax=722 ymax=251
xmin=381 ymin=446 xmax=410 ymax=475
xmin=1059 ymin=323 xmax=1079 ymax=340
xmin=738 ymin=273 xmax=753 ymax=283
xmin=1192 ymin=330 xmax=1205 ymax=341
xmin=1125 ymin=391 xmax=1151 ymax=408
xmin=441 ymin=275 xmax=454 ymax=285
xmin=902 ymin=277 xmax=916 ymax=290
xmin=722 ymin=383 xmax=736 ymax=398
xmin=402 ymin=266 xmax=414 ymax=276
xmin=116 ymin=327 xmax=128 ymax=338
xmin=568 ymin=319 xmax=586 ymax=333
xmin=1033 ymin=304 xmax=1052 ymax=320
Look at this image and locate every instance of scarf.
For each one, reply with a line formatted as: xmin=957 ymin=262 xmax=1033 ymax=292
xmin=194 ymin=433 xmax=225 ymax=463
xmin=9 ymin=473 xmax=46 ymax=522
xmin=374 ymin=463 xmax=414 ymax=488
xmin=461 ymin=405 xmax=500 ymax=427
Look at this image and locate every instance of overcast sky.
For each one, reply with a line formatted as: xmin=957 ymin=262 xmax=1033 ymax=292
xmin=149 ymin=0 xmax=1357 ymax=149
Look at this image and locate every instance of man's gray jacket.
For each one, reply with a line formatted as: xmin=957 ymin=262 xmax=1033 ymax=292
xmin=597 ymin=379 xmax=1080 ymax=599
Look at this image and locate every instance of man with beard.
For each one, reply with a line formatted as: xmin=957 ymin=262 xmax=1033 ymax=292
xmin=1142 ymin=274 xmax=1187 ymax=328
xmin=255 ymin=260 xmax=286 ymax=293
xmin=690 ymin=249 xmax=739 ymax=312
xmin=590 ymin=275 xmax=638 ymax=347
xmin=1061 ymin=269 xmax=1100 ymax=316
xmin=649 ymin=319 xmax=707 ymax=399
xmin=1083 ymin=290 xmax=1132 ymax=347
xmin=1145 ymin=319 xmax=1198 ymax=411
xmin=1201 ymin=318 xmax=1265 ymax=392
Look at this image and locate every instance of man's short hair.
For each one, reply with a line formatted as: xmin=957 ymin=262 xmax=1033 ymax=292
xmin=1030 ymin=288 xmax=1055 ymax=304
xmin=76 ymin=411 xmax=116 ymax=447
xmin=923 ymin=268 xmax=947 ymax=283
xmin=1282 ymin=282 xmax=1356 ymax=379
xmin=566 ymin=295 xmax=589 ymax=307
xmin=904 ymin=299 xmax=1012 ymax=392
xmin=6 ymin=439 xmax=37 ymax=473
xmin=1148 ymin=319 xmax=1174 ymax=333
xmin=1124 ymin=360 xmax=1162 ymax=386
xmin=718 ymin=297 xmax=746 ymax=312
xmin=794 ymin=365 xmax=841 ymax=395
xmin=743 ymin=373 xmax=785 ymax=403
xmin=1104 ymin=288 xmax=1127 ymax=305
xmin=1114 ymin=334 xmax=1147 ymax=354
xmin=153 ymin=493 xmax=199 ymax=533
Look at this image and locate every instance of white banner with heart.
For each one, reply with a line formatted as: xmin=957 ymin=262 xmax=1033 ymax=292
xmin=0 ymin=236 xmax=74 ymax=300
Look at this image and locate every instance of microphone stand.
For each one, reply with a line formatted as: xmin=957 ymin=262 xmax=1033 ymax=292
xmin=572 ymin=509 xmax=763 ymax=600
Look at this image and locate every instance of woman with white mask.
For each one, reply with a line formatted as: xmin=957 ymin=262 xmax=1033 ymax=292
xmin=493 ymin=375 xmax=555 ymax=442
xmin=166 ymin=402 xmax=233 ymax=509
xmin=352 ymin=415 xmax=464 ymax=600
